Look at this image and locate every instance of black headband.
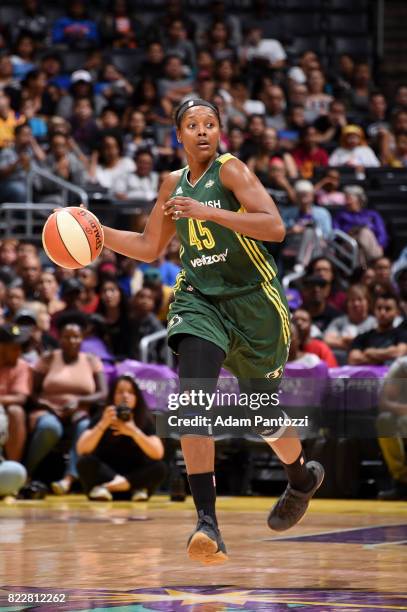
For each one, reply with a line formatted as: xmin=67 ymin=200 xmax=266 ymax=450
xmin=175 ymin=99 xmax=220 ymax=128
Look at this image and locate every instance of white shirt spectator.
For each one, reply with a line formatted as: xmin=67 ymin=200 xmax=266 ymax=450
xmin=244 ymin=39 xmax=286 ymax=65
xmin=95 ymin=157 xmax=135 ymax=191
xmin=115 ymin=172 xmax=159 ymax=201
xmin=329 ymin=145 xmax=380 ymax=167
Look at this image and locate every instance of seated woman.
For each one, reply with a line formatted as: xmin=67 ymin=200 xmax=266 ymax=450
xmin=333 ymin=185 xmax=388 ymax=266
xmin=77 ymin=375 xmax=166 ymax=501
xmin=324 ymin=284 xmax=377 ymax=354
xmin=25 ymin=312 xmax=108 ymax=494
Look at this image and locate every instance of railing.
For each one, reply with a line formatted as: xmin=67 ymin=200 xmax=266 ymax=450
xmin=27 ymin=164 xmax=89 ymax=208
xmin=140 ymin=329 xmax=174 ymax=368
xmin=0 ymin=203 xmax=56 ymax=239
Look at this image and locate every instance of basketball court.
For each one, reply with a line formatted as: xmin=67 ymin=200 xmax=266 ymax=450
xmin=1 ymin=496 xmax=406 ymax=611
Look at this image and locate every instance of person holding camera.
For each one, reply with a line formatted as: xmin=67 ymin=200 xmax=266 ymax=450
xmin=76 ymin=375 xmax=167 ymax=501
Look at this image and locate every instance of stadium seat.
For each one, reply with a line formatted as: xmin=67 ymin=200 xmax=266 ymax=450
xmin=324 ymin=13 xmax=369 ymax=34
xmin=332 ymin=36 xmax=373 ymax=57
xmin=108 ymin=49 xmax=145 ymax=76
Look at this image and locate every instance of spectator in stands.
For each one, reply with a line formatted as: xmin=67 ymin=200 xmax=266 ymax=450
xmin=205 ymin=20 xmax=235 ymax=63
xmin=333 ymin=53 xmax=354 ymax=96
xmin=99 ymin=0 xmax=143 ymax=49
xmin=128 ymin=288 xmax=164 ymax=362
xmin=307 ymin=256 xmax=347 ymax=311
xmin=49 ymin=278 xmax=85 ymax=336
xmin=20 ymin=98 xmax=48 ymax=141
xmin=77 ymin=374 xmax=166 ymax=501
xmin=123 ymin=110 xmax=155 ymax=159
xmin=240 ymin=26 xmax=286 ymax=70
xmin=261 ymin=84 xmax=287 ymax=131
xmin=363 ymin=92 xmax=390 ymax=145
xmin=287 ymin=322 xmax=322 ymax=368
xmin=229 ymin=78 xmax=264 ymax=125
xmin=227 ymin=126 xmax=245 ymax=159
xmin=90 ymin=133 xmax=135 ymax=192
xmin=282 ymin=180 xmax=332 ymax=240
xmin=0 ymin=91 xmax=26 ymax=149
xmin=329 ymin=125 xmax=380 ymax=169
xmin=148 ymin=0 xmax=196 ymax=43
xmin=333 ymin=186 xmax=388 ymax=265
xmin=377 ymin=357 xmax=407 ymax=500
xmin=117 ymin=256 xmax=143 ymax=298
xmin=0 ymin=405 xmax=27 ymax=497
xmin=0 ymin=55 xmax=21 ymax=106
xmin=314 ymin=99 xmax=348 ymax=147
xmin=21 ymin=69 xmax=56 ymax=117
xmin=314 ymin=169 xmax=346 ymax=207
xmin=239 ymin=113 xmax=266 ymax=161
xmin=38 ymin=271 xmax=65 ymax=316
xmin=373 ymin=256 xmax=393 ymax=286
xmin=0 ymin=239 xmax=18 ymax=275
xmin=14 ymin=307 xmax=57 ymax=363
xmin=12 ymin=0 xmax=49 ymax=46
xmin=99 ymin=106 xmax=121 ymax=134
xmin=38 ymin=132 xmax=87 ymax=204
xmin=143 ymin=268 xmax=173 ymax=323
xmin=97 ymin=277 xmax=130 ymax=358
xmin=26 ymin=312 xmax=108 ymax=492
xmin=52 ymin=0 xmax=99 ymax=49
xmin=247 ymin=127 xmax=297 ymax=181
xmin=17 ymin=254 xmax=42 ymax=301
xmin=10 ymin=34 xmax=37 ymax=81
xmin=292 ymin=125 xmax=329 ymax=179
xmin=300 ymin=274 xmax=341 ymax=333
xmin=348 ymin=61 xmax=374 ymax=121
xmin=324 ymin=284 xmax=377 ymax=354
xmin=380 ymin=130 xmax=407 ymax=167
xmin=115 ymin=149 xmax=159 ymax=202
xmin=292 ymin=308 xmax=337 ymax=367
xmin=140 ymin=42 xmax=165 ymax=81
xmin=0 ymin=123 xmax=45 ymax=203
xmin=348 ymin=293 xmax=407 ymax=365
xmin=266 ymin=157 xmax=296 ymax=206
xmin=0 ymin=323 xmax=31 ymax=462
xmin=158 ymin=55 xmax=194 ymax=106
xmin=57 ymin=70 xmax=103 ymax=120
xmin=77 ymin=267 xmax=100 ymax=314
xmin=4 ymin=286 xmax=26 ymax=323
xmin=304 ymin=69 xmax=333 ymax=123
xmin=164 ymin=18 xmax=196 ymax=70
xmin=198 ymin=0 xmax=241 ymax=49
xmin=98 ymin=63 xmax=134 ymax=112
xmin=70 ymin=96 xmax=100 ymax=157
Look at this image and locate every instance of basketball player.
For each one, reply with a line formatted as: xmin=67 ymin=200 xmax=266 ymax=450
xmin=102 ymin=99 xmax=324 ymax=565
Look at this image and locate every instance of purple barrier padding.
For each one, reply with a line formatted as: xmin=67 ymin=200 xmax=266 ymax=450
xmin=115 ymin=360 xmax=178 ymax=410
xmin=280 ymin=361 xmax=329 ymax=407
xmin=328 ymin=366 xmax=389 ymax=413
xmin=103 ymin=362 xmax=117 ymax=386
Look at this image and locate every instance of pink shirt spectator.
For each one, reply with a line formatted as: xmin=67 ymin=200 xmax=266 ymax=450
xmin=0 ymin=358 xmax=32 ymax=396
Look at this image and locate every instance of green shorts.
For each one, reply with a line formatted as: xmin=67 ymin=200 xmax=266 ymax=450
xmin=167 ymin=277 xmax=291 ymax=381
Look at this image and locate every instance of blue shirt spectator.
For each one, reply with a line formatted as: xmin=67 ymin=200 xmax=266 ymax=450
xmin=52 ymin=1 xmax=99 ymax=48
xmin=282 ymin=180 xmax=333 ymax=239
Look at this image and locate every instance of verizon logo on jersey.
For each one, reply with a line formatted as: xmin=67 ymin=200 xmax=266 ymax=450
xmin=190 ymin=248 xmax=228 ymax=267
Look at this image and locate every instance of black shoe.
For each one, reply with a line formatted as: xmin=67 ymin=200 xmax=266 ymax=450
xmin=378 ymin=481 xmax=407 ymax=500
xmin=17 ymin=481 xmax=48 ymax=500
xmin=187 ymin=511 xmax=228 ymax=565
xmin=267 ymin=461 xmax=324 ymax=532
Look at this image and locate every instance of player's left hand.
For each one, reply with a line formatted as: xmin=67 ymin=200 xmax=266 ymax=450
xmin=163 ymin=196 xmax=210 ymax=221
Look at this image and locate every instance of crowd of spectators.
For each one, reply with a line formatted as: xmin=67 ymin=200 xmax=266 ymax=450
xmin=0 ymin=0 xmax=407 ymax=500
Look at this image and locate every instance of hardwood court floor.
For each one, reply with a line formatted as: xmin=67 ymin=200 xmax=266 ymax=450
xmin=0 ymin=495 xmax=406 ymax=611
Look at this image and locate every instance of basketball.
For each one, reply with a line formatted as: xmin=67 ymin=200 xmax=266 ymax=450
xmin=42 ymin=206 xmax=104 ymax=269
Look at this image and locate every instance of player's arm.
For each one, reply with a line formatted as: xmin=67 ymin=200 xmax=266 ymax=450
xmin=379 ymin=379 xmax=407 ymax=417
xmin=163 ymin=158 xmax=286 ymax=242
xmin=102 ymin=172 xmax=179 ymax=262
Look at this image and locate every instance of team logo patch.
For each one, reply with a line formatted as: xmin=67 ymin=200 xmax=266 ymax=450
xmin=265 ymin=366 xmax=284 ymax=379
xmin=175 ymin=186 xmax=183 ymax=195
xmin=168 ymin=314 xmax=183 ymax=330
xmin=205 ymin=179 xmax=214 ymax=188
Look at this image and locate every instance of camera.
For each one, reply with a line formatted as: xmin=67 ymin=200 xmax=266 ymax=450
xmin=115 ymin=404 xmax=132 ymax=422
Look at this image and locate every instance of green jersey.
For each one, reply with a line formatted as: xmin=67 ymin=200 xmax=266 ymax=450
xmin=171 ymin=153 xmax=279 ymax=298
